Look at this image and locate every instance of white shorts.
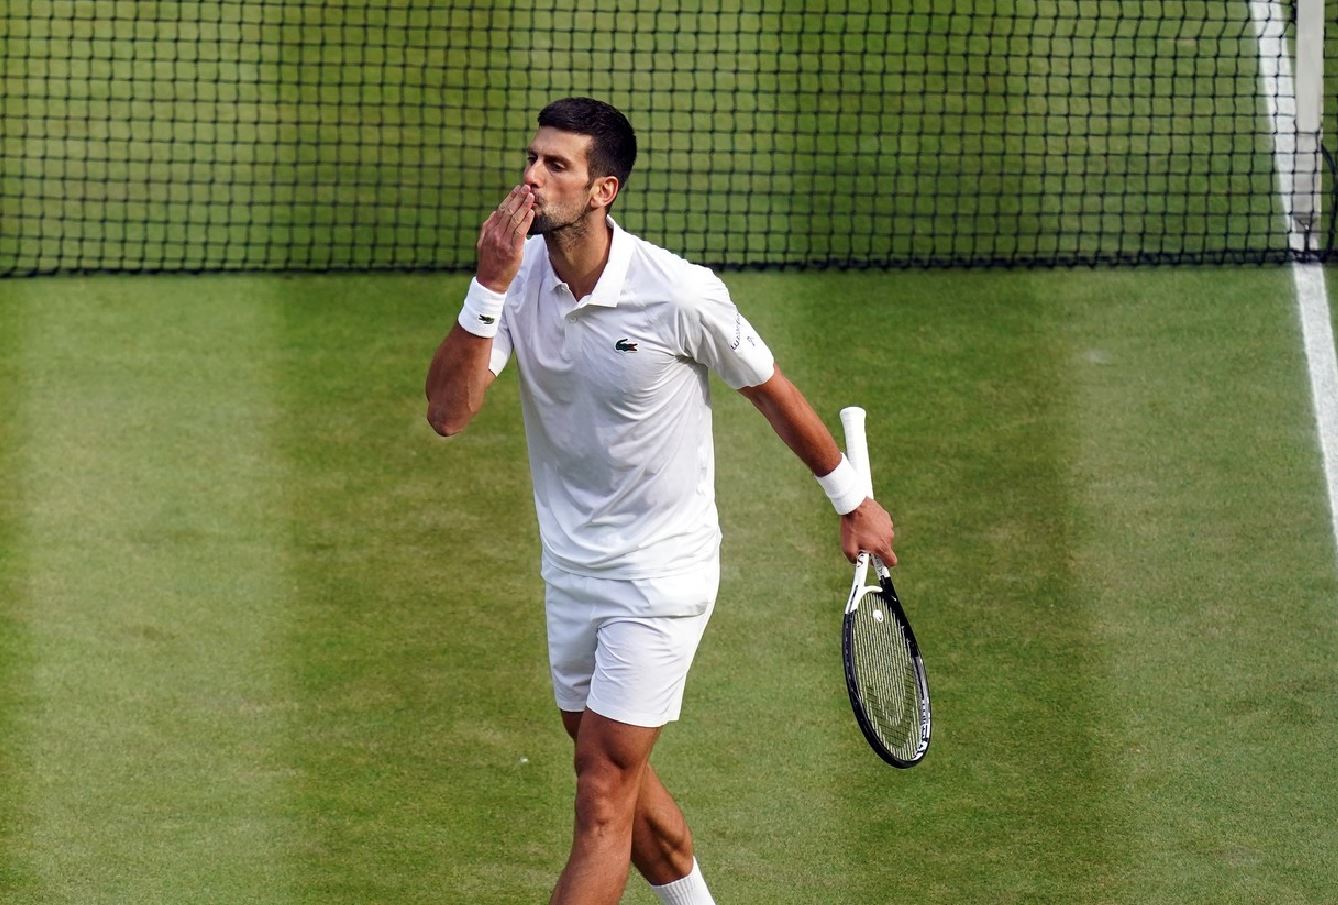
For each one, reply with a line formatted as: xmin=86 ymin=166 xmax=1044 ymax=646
xmin=542 ymin=557 xmax=719 ymax=728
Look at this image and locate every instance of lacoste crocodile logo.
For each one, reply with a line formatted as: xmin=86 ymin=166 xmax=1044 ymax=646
xmin=614 ymin=338 xmax=638 ymax=352
xmin=478 ymin=314 xmax=496 ymax=325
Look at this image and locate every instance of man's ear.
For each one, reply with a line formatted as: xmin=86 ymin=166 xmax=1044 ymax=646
xmin=590 ymin=175 xmax=621 ymax=211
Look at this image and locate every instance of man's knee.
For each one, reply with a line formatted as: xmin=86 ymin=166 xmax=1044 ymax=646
xmin=568 ymin=712 xmax=658 ymax=835
xmin=572 ymin=751 xmax=642 ymax=837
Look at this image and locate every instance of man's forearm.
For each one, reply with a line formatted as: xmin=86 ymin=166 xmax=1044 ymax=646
xmin=739 ymin=366 xmax=842 ymax=477
xmin=425 ymin=324 xmax=494 ymax=437
xmin=426 ymin=186 xmax=530 ymax=438
xmin=741 ymin=365 xmax=896 ymax=563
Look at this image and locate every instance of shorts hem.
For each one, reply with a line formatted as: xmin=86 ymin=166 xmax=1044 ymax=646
xmin=554 ymin=692 xmax=590 ymax=714
xmin=586 ymin=697 xmax=679 ymax=729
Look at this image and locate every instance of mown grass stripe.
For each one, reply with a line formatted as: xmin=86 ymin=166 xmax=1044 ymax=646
xmin=270 ymin=274 xmax=565 ymax=905
xmin=1063 ymin=267 xmax=1338 ymax=904
xmin=4 ymin=277 xmax=294 ymax=904
xmin=660 ymin=271 xmax=1121 ymax=903
xmin=830 ymin=272 xmax=1119 ymax=903
xmin=0 ymin=286 xmax=34 ymax=897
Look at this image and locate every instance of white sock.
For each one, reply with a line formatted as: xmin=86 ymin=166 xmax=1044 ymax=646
xmin=650 ymin=859 xmax=716 ymax=905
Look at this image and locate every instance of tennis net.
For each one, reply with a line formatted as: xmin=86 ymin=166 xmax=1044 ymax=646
xmin=0 ymin=1 xmax=1331 ymax=275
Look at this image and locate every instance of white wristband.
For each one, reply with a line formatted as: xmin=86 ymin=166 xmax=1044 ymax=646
xmin=817 ymin=455 xmax=867 ymax=515
xmin=458 ymin=278 xmax=507 ymax=338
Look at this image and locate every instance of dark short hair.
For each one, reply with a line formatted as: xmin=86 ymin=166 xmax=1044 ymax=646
xmin=538 ymin=97 xmax=638 ymax=193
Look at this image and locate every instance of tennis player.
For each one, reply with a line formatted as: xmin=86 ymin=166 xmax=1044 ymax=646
xmin=425 ymin=97 xmax=894 ymax=905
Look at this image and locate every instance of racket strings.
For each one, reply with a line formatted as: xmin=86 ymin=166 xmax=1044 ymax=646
xmin=850 ymin=589 xmax=924 ymax=761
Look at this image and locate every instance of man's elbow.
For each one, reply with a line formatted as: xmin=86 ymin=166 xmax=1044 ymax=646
xmin=738 ymin=364 xmax=789 ymax=411
xmin=426 ymin=404 xmax=470 ymax=439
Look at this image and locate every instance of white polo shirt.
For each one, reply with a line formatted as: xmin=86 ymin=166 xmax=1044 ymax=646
xmin=488 ymin=218 xmax=775 ymax=579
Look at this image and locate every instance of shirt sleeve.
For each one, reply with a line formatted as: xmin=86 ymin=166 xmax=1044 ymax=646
xmin=674 ymin=271 xmax=776 ymax=389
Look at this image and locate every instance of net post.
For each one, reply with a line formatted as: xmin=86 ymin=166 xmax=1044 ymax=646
xmin=1293 ymin=0 xmax=1325 ymax=249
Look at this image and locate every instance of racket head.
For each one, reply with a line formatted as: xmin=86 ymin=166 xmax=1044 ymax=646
xmin=842 ymin=555 xmax=931 ymax=768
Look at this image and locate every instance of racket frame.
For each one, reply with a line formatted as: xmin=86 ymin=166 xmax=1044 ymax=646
xmin=838 ymin=406 xmax=931 ymax=768
xmin=842 ymin=551 xmax=931 ymax=767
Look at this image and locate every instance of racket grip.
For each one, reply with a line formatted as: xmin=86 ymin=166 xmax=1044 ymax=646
xmin=839 ymin=406 xmax=874 ymax=499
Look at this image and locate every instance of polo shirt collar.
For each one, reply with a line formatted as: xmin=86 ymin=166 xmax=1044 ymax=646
xmin=541 ymin=216 xmax=631 ymax=309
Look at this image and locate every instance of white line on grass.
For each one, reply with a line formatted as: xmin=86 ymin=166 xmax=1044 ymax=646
xmin=1250 ymin=1 xmax=1338 ymax=558
xmin=1292 ymin=263 xmax=1338 ymax=554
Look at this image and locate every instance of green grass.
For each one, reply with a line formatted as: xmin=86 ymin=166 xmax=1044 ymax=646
xmin=2 ymin=3 xmax=1336 ymax=901
xmin=0 ymin=278 xmax=295 ymax=903
xmin=0 ymin=264 xmax=26 ymax=895
xmin=2 ymin=266 xmax=1336 ymax=903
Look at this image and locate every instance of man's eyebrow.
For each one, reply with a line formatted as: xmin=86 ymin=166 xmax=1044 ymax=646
xmin=527 ymin=146 xmax=574 ymax=165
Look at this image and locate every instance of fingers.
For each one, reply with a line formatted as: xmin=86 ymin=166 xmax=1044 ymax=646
xmin=490 ymin=185 xmax=535 ymax=238
xmin=840 ymin=499 xmax=897 ymax=566
xmin=514 ymin=197 xmax=536 ymax=237
xmin=874 ymin=515 xmax=897 ymax=567
xmin=475 ymin=187 xmax=534 ymax=291
xmin=843 ymin=535 xmax=897 ymax=566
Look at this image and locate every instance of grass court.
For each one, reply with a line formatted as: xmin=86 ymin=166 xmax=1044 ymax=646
xmin=2 ymin=266 xmax=1337 ymax=903
xmin=2 ymin=1 xmax=1338 ymax=902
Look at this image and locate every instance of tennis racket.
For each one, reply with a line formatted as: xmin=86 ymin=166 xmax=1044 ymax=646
xmin=839 ymin=406 xmax=931 ymax=768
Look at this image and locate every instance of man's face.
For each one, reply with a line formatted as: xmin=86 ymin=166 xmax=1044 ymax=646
xmin=524 ymin=127 xmax=602 ymax=236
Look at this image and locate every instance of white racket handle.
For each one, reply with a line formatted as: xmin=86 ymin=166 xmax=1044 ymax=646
xmin=839 ymin=406 xmax=874 ymax=500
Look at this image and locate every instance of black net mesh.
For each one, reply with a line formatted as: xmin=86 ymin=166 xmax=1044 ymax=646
xmin=0 ymin=0 xmax=1332 ymax=275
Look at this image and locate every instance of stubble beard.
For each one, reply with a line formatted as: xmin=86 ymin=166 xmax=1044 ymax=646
xmin=527 ymin=205 xmax=589 ymax=240
xmin=528 ymin=181 xmax=599 ymax=240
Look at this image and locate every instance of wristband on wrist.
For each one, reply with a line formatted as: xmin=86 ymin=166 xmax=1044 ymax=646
xmin=816 ymin=454 xmax=867 ymax=515
xmin=458 ymin=278 xmax=507 ymax=338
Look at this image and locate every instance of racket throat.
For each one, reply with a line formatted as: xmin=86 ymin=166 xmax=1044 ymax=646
xmin=845 ymin=551 xmax=874 ymax=614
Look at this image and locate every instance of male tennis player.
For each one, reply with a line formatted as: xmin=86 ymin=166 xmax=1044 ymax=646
xmin=425 ymin=97 xmax=894 ymax=905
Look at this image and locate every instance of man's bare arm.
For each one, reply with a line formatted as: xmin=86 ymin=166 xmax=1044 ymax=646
xmin=425 ymin=326 xmax=497 ymax=437
xmin=424 ymin=185 xmax=534 ymax=438
xmin=739 ymin=365 xmax=896 ymax=565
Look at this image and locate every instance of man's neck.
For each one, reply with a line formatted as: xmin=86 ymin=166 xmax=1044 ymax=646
xmin=546 ymin=213 xmax=613 ymax=303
